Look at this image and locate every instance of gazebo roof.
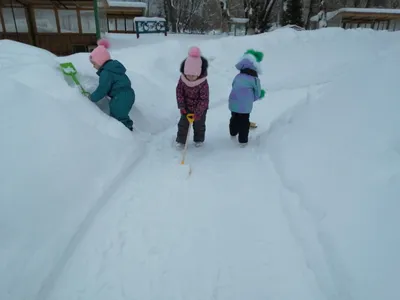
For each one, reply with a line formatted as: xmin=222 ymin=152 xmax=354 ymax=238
xmin=229 ymin=17 xmax=249 ymax=24
xmin=310 ymin=7 xmax=400 ymax=22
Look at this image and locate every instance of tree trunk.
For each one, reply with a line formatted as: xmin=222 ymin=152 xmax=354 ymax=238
xmin=164 ymin=0 xmax=177 ymax=32
xmin=219 ymin=0 xmax=230 ymax=33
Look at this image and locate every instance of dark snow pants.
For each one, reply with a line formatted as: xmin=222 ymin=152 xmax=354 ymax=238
xmin=109 ymin=90 xmax=135 ymax=131
xmin=176 ymin=111 xmax=207 ymax=144
xmin=229 ymin=112 xmax=250 ymax=143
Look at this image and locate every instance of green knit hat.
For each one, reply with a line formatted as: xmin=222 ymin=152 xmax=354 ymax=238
xmin=244 ymin=49 xmax=264 ymax=63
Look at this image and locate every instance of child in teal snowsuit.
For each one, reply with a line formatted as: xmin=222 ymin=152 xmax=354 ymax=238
xmin=88 ymin=39 xmax=135 ymax=131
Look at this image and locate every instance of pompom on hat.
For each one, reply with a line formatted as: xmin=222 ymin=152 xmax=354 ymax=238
xmin=239 ymin=48 xmax=264 ymax=74
xmin=89 ymin=38 xmax=111 ymax=66
xmin=244 ymin=49 xmax=264 ymax=63
xmin=183 ymin=46 xmax=203 ymax=76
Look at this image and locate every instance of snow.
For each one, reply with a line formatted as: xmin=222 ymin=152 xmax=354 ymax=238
xmin=101 ymin=32 xmax=220 ymax=49
xmin=1 ymin=27 xmax=400 ymax=300
xmin=277 ymin=24 xmax=305 ymax=31
xmin=62 ymin=66 xmax=75 ymax=75
xmin=335 ymin=7 xmax=400 ymax=15
xmin=230 ymin=17 xmax=249 ymax=24
xmin=0 ymin=39 xmax=145 ymax=300
xmin=310 ymin=7 xmax=400 ymax=22
xmin=107 ymin=0 xmax=147 ymax=8
xmin=134 ymin=16 xmax=166 ymax=22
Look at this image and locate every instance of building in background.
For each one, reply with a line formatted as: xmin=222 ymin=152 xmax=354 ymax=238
xmin=0 ymin=0 xmax=147 ymax=55
xmin=310 ymin=7 xmax=400 ymax=30
xmin=106 ymin=0 xmax=147 ymax=33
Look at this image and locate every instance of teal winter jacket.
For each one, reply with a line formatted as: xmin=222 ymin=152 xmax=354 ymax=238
xmin=90 ymin=60 xmax=135 ymax=104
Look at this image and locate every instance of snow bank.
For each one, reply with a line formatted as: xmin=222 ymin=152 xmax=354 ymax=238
xmin=48 ymin=28 xmax=400 ymax=300
xmin=263 ymin=31 xmax=400 ymax=300
xmin=0 ymin=40 xmax=143 ymax=300
xmin=69 ymin=28 xmax=400 ymax=133
xmin=1 ymin=27 xmax=400 ymax=300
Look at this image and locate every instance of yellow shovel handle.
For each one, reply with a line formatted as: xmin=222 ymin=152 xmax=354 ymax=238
xmin=186 ymin=113 xmax=195 ymax=124
xmin=180 ymin=113 xmax=195 ymax=165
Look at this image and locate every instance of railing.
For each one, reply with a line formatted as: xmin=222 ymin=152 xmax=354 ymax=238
xmin=134 ymin=17 xmax=168 ymax=38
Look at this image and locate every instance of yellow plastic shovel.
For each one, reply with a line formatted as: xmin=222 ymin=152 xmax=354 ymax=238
xmin=180 ymin=113 xmax=195 ymax=176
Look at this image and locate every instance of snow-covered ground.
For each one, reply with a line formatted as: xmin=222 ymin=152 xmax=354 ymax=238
xmin=1 ymin=28 xmax=399 ymax=300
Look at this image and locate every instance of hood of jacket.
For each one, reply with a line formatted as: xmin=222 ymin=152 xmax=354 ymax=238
xmin=235 ymin=58 xmax=256 ymax=72
xmin=235 ymin=54 xmax=262 ymax=74
xmin=97 ymin=59 xmax=127 ymax=75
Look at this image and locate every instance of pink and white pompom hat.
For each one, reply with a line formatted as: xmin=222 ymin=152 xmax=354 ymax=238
xmin=184 ymin=46 xmax=202 ymax=76
xmin=89 ymin=38 xmax=111 ymax=66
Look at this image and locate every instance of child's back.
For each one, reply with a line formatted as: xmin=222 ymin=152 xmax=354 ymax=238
xmin=228 ymin=49 xmax=265 ymax=145
xmin=90 ymin=59 xmax=134 ymax=100
xmin=229 ymin=70 xmax=260 ymax=114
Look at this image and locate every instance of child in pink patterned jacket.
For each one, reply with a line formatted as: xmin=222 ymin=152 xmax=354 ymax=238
xmin=175 ymin=46 xmax=209 ymax=147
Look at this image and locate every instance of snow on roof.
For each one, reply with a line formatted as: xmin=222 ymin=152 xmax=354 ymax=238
xmin=311 ymin=7 xmax=400 ymax=22
xmin=230 ymin=17 xmax=249 ymax=24
xmin=106 ymin=0 xmax=147 ymax=8
xmin=134 ymin=17 xmax=166 ymax=22
xmin=280 ymin=24 xmax=305 ymax=31
xmin=310 ymin=11 xmax=336 ymax=22
xmin=339 ymin=7 xmax=400 ymax=15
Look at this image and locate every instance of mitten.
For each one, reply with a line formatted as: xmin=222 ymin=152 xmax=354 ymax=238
xmin=180 ymin=108 xmax=187 ymax=115
xmin=260 ymin=89 xmax=266 ymax=99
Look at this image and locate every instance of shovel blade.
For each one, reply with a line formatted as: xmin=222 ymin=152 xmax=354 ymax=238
xmin=175 ymin=163 xmax=192 ymax=179
xmin=60 ymin=62 xmax=77 ymax=76
xmin=59 ymin=62 xmax=85 ymax=91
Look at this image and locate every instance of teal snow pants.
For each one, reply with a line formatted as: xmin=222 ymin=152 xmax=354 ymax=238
xmin=109 ymin=90 xmax=135 ymax=130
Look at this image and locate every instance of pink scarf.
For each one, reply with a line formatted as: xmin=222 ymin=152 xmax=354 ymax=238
xmin=180 ymin=74 xmax=207 ymax=87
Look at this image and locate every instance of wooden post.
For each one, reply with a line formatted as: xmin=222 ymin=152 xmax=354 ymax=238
xmin=10 ymin=0 xmax=20 ymax=41
xmin=54 ymin=7 xmax=61 ymax=33
xmin=106 ymin=14 xmax=110 ymax=32
xmin=93 ymin=0 xmax=100 ymax=40
xmin=26 ymin=5 xmax=37 ymax=46
xmin=77 ymin=9 xmax=83 ymax=34
xmin=0 ymin=8 xmax=6 ymax=39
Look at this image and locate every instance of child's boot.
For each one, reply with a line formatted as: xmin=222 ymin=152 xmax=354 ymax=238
xmin=175 ymin=142 xmax=184 ymax=149
xmin=194 ymin=142 xmax=203 ymax=147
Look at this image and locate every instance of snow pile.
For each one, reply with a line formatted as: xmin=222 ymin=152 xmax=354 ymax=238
xmin=1 ymin=27 xmax=400 ymax=300
xmin=263 ymin=33 xmax=400 ymax=300
xmin=0 ymin=39 xmax=143 ymax=299
xmin=52 ymin=28 xmax=400 ymax=300
xmin=70 ymin=28 xmax=400 ymax=132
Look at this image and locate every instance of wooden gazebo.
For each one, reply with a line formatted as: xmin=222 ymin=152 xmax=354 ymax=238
xmin=106 ymin=1 xmax=147 ymax=33
xmin=0 ymin=0 xmax=147 ymax=55
xmin=228 ymin=17 xmax=249 ymax=36
xmin=310 ymin=8 xmax=400 ymax=31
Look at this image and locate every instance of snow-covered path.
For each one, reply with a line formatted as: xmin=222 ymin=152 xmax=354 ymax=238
xmin=43 ymin=86 xmax=332 ymax=300
xmin=3 ymin=29 xmax=400 ymax=300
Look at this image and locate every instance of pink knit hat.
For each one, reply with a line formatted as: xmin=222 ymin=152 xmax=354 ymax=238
xmin=89 ymin=39 xmax=111 ymax=66
xmin=184 ymin=46 xmax=202 ymax=76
